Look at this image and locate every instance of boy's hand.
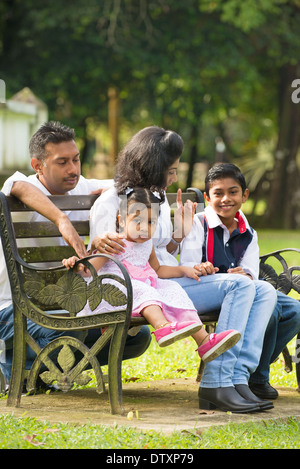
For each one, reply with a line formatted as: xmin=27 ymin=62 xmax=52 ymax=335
xmin=194 ymin=262 xmax=219 ymax=276
xmin=227 ymin=267 xmax=253 ymax=279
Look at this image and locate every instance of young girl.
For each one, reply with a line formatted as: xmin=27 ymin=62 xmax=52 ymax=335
xmin=63 ymin=188 xmax=240 ymax=363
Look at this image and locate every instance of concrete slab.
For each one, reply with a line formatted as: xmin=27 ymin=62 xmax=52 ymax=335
xmin=0 ymin=378 xmax=299 ymax=434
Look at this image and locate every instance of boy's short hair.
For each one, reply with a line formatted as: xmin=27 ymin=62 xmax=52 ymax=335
xmin=205 ymin=163 xmax=247 ymax=194
xmin=29 ymin=121 xmax=76 ymax=162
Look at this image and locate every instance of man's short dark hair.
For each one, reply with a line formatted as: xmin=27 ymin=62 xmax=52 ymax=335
xmin=205 ymin=163 xmax=247 ymax=195
xmin=29 ymin=121 xmax=76 ymax=161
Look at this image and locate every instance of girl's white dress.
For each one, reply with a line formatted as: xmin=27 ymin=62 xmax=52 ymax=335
xmin=78 ymin=239 xmax=202 ymax=325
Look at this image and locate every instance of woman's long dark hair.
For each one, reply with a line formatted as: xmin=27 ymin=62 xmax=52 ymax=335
xmin=114 ymin=126 xmax=184 ymax=201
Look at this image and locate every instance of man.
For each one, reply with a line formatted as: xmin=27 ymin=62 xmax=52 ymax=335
xmin=0 ymin=121 xmax=151 ymax=386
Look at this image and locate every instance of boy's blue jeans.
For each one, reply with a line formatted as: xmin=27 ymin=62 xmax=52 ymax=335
xmin=174 ymin=274 xmax=277 ymax=388
xmin=249 ymin=290 xmax=300 ymax=384
xmin=0 ymin=304 xmax=151 ymax=382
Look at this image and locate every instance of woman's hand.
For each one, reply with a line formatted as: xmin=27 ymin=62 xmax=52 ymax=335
xmin=90 ymin=232 xmax=126 ymax=255
xmin=173 ymin=189 xmax=197 ymax=242
xmin=194 ymin=262 xmax=219 ymax=276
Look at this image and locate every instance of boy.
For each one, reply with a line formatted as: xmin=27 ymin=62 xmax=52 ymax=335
xmin=180 ymin=163 xmax=300 ymax=403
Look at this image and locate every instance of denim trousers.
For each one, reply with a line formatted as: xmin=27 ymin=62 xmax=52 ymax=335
xmin=249 ymin=290 xmax=300 ymax=384
xmin=0 ymin=304 xmax=151 ymax=381
xmin=174 ymin=274 xmax=277 ymax=388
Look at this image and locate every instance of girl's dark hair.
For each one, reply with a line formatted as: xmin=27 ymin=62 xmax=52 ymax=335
xmin=117 ymin=187 xmax=162 ymax=232
xmin=114 ymin=126 xmax=184 ymax=201
xmin=29 ymin=121 xmax=75 ymax=161
xmin=205 ymin=163 xmax=247 ymax=195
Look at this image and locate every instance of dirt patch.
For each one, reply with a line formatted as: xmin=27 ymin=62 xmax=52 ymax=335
xmin=1 ymin=379 xmax=299 ymax=433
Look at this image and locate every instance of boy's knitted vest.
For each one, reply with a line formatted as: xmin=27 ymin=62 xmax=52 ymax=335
xmin=196 ymin=212 xmax=254 ymax=273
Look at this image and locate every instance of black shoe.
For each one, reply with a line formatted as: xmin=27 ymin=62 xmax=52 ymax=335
xmin=249 ymin=382 xmax=279 ymax=400
xmin=198 ymin=386 xmax=260 ymax=413
xmin=235 ymin=384 xmax=274 ymax=411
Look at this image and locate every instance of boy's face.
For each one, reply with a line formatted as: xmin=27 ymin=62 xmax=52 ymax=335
xmin=31 ymin=140 xmax=81 ymax=195
xmin=204 ymin=177 xmax=249 ymax=223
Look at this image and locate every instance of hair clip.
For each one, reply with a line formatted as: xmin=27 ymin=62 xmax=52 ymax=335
xmin=125 ymin=187 xmax=134 ymax=195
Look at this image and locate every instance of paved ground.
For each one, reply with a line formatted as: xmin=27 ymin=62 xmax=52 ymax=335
xmin=1 ymin=378 xmax=300 ymax=433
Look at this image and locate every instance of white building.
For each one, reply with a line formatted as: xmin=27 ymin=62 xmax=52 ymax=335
xmin=0 ymin=87 xmax=48 ymax=174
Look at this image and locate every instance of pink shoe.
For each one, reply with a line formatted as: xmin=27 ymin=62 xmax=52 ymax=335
xmin=197 ymin=330 xmax=241 ymax=363
xmin=152 ymin=321 xmax=202 ymax=347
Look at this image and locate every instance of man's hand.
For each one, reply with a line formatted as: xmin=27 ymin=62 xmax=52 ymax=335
xmin=57 ymin=214 xmax=88 ymax=258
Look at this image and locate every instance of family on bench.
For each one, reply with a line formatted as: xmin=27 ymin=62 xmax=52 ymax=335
xmin=0 ymin=121 xmax=299 ymax=414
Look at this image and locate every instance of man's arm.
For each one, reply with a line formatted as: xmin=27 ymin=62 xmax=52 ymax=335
xmin=11 ymin=181 xmax=88 ymax=258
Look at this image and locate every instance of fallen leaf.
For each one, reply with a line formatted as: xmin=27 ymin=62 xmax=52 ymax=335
xmin=43 ymin=428 xmax=60 ymax=434
xmin=125 ymin=377 xmax=140 ymax=382
xmin=199 ymin=409 xmax=215 ymax=415
xmin=181 ymin=429 xmax=202 ymax=440
xmin=127 ymin=411 xmax=134 ymax=420
xmin=24 ymin=434 xmax=44 ymax=446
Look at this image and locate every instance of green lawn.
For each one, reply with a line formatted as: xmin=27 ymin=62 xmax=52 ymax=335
xmin=258 ymin=229 xmax=300 ymax=264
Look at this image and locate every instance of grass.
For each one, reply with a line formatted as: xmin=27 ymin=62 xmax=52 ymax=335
xmin=0 ymin=229 xmax=299 ymax=449
xmin=0 ymin=336 xmax=298 ymax=449
xmin=0 ymin=413 xmax=299 ymax=449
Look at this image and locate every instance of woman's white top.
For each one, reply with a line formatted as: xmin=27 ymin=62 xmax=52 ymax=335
xmin=89 ymin=186 xmax=179 ymax=266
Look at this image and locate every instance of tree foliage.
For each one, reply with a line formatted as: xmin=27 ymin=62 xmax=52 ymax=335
xmin=1 ymin=0 xmax=300 ymax=226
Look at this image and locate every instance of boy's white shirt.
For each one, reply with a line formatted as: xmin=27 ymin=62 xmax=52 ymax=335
xmin=0 ymin=171 xmax=113 ymax=310
xmin=179 ymin=204 xmax=260 ymax=280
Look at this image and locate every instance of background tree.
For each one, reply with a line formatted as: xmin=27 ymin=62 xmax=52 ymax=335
xmin=1 ymin=0 xmax=300 ymax=227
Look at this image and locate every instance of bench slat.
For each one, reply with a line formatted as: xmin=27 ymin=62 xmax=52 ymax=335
xmin=7 ymin=194 xmax=99 ymax=211
xmin=13 ymin=220 xmax=89 ymax=238
xmin=18 ymin=245 xmax=77 ymax=263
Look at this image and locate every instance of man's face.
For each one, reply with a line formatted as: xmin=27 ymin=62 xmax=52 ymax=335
xmin=31 ymin=140 xmax=81 ymax=195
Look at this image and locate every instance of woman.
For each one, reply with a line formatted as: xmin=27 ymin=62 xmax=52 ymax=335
xmin=89 ymin=126 xmax=276 ymax=413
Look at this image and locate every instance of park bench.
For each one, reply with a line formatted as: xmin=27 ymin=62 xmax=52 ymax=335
xmin=0 ymin=188 xmax=299 ymax=415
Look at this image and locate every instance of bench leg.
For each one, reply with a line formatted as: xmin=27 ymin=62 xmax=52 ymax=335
xmin=107 ymin=324 xmax=125 ymax=415
xmin=296 ymin=332 xmax=300 ymax=392
xmin=7 ymin=312 xmax=27 ymax=407
xmin=196 ymin=360 xmax=205 ymax=383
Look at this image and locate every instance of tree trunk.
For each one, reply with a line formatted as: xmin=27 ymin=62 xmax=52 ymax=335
xmin=186 ymin=122 xmax=199 ymax=189
xmin=265 ymin=63 xmax=300 ymax=229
